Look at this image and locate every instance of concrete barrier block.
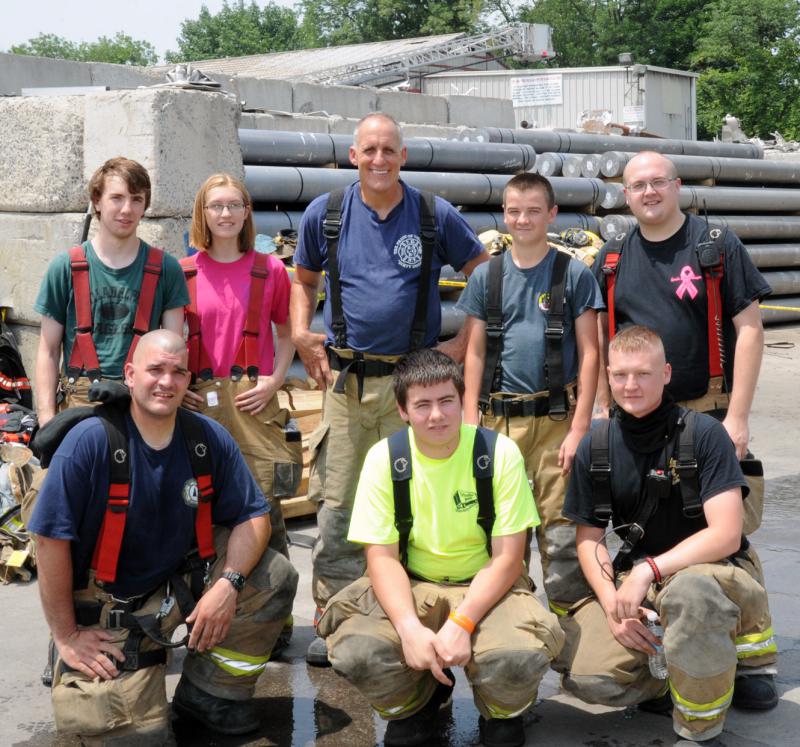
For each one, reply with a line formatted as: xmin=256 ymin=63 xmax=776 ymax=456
xmin=0 ymin=52 xmax=91 ymax=95
xmin=293 ymin=82 xmax=377 ymax=119
xmin=378 ymin=91 xmax=448 ymax=125
xmin=88 ymin=62 xmax=164 ymax=89
xmin=234 ymin=77 xmax=294 ymax=112
xmin=399 ymin=123 xmax=465 ymax=139
xmin=0 ymin=213 xmax=190 ymax=325
xmin=446 ymin=95 xmax=515 ymax=128
xmin=327 ymin=117 xmax=360 ymax=136
xmin=83 ymin=88 xmax=243 ymax=217
xmin=0 ymin=96 xmax=87 ymax=213
xmin=0 ymin=213 xmax=87 ymax=325
xmin=7 ymin=322 xmax=39 ymax=399
xmin=239 ymin=111 xmax=332 ymax=133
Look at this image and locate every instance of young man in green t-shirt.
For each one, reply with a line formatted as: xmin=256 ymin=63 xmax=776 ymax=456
xmin=34 ymin=157 xmax=189 ymax=427
xmin=318 ymin=348 xmax=564 ymax=747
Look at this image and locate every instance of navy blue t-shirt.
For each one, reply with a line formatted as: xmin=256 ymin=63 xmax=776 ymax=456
xmin=29 ymin=413 xmax=268 ymax=597
xmin=295 ymin=181 xmax=484 ymax=354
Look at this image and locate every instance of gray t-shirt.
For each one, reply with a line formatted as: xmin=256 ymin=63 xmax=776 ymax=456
xmin=457 ymin=248 xmax=604 ymax=393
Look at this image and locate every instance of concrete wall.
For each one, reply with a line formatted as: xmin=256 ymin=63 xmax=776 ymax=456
xmin=239 ymin=111 xmax=469 ymax=140
xmin=0 ymin=52 xmax=162 ymax=95
xmin=377 ymin=90 xmax=448 ymax=126
xmin=445 ymin=94 xmax=515 ymax=129
xmin=292 ymin=82 xmax=377 ymax=117
xmin=240 ymin=111 xmax=332 ymax=133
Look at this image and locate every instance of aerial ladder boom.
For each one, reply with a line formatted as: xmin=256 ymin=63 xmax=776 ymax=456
xmin=301 ymin=23 xmax=555 ymax=87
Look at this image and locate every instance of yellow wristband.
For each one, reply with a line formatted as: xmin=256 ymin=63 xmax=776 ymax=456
xmin=448 ymin=611 xmax=476 ymax=634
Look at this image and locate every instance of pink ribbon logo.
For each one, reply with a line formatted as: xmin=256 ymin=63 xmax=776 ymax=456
xmin=670 ymin=265 xmax=702 ymax=299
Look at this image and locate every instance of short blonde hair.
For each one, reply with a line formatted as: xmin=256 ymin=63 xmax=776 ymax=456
xmin=189 ymin=173 xmax=255 ymax=253
xmin=609 ymin=325 xmax=666 ymax=359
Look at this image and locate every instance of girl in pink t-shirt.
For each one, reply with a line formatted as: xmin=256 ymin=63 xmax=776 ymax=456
xmin=180 ymin=174 xmax=299 ymax=582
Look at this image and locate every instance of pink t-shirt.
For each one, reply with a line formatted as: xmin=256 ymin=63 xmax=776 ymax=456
xmin=184 ymin=250 xmax=291 ymax=377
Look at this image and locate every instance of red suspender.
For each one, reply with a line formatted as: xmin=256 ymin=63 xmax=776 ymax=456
xmin=602 ymin=252 xmax=621 ymax=340
xmin=194 ymin=473 xmax=216 ymax=560
xmin=231 ymin=252 xmax=270 ymax=381
xmin=67 ymin=246 xmax=103 ymax=382
xmin=124 ymin=247 xmax=164 ymax=366
xmin=67 ymin=245 xmax=163 ymax=381
xmin=180 ymin=255 xmax=214 ymax=379
xmin=91 ymin=482 xmax=131 ymax=584
xmin=703 ymin=265 xmax=725 ymax=378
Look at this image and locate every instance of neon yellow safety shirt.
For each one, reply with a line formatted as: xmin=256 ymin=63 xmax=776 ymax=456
xmin=348 ymin=424 xmax=539 ymax=582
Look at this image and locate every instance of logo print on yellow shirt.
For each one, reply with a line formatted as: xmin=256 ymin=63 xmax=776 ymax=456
xmin=453 ymin=490 xmax=478 ymax=512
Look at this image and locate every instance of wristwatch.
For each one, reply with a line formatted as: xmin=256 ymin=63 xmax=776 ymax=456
xmin=222 ymin=570 xmax=246 ymax=592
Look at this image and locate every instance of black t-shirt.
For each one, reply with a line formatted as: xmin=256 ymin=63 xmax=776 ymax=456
xmin=594 ymin=214 xmax=771 ymax=400
xmin=564 ymin=409 xmax=746 ymax=557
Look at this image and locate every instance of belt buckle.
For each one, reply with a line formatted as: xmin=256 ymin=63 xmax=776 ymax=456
xmin=107 ymin=608 xmax=125 ymax=629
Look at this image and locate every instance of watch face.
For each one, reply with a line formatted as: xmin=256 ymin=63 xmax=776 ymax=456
xmin=224 ymin=572 xmax=245 ymax=591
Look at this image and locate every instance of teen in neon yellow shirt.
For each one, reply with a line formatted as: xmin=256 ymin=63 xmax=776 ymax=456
xmin=320 ymin=349 xmax=563 ymax=747
xmin=349 ymin=423 xmax=538 ymax=582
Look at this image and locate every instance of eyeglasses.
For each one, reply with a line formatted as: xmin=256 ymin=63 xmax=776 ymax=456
xmin=625 ymin=177 xmax=677 ymax=194
xmin=204 ymin=202 xmax=246 ymax=214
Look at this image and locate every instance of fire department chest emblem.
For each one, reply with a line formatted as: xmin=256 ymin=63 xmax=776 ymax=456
xmin=394 ymin=235 xmax=423 ymax=269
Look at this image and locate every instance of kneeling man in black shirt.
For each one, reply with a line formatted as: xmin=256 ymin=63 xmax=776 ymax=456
xmin=557 ymin=325 xmax=776 ymax=747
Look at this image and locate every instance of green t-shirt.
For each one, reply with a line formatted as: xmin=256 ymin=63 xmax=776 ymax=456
xmin=348 ymin=424 xmax=539 ymax=582
xmin=34 ymin=240 xmax=189 ymax=379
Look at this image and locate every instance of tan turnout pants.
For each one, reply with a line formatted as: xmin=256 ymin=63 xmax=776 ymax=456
xmin=191 ymin=378 xmax=302 ymax=558
xmin=308 ymin=355 xmax=404 ymax=608
xmin=50 ymin=528 xmax=299 ymax=745
xmin=318 ymin=575 xmax=564 ymax=721
xmin=558 ymin=551 xmax=776 ymax=741
xmin=483 ymin=385 xmax=592 ymax=613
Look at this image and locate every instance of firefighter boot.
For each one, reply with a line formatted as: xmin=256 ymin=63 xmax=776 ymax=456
xmin=172 ymin=676 xmax=260 ymax=735
xmin=479 ymin=715 xmax=525 ymax=747
xmin=383 ymin=673 xmax=454 ymax=747
xmin=731 ymin=673 xmax=778 ymax=710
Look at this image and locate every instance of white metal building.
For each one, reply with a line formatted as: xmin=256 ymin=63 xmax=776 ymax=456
xmin=422 ymin=65 xmax=698 ymax=140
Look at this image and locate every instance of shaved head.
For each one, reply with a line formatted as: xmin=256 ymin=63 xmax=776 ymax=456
xmin=132 ymin=329 xmax=187 ymax=366
xmin=623 ymin=151 xmax=678 ymax=185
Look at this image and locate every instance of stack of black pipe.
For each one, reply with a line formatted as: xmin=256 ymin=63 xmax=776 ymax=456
xmin=241 ymin=127 xmax=799 ymax=325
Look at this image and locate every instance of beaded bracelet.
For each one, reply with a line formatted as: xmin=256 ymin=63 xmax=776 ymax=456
xmin=645 ymin=556 xmax=663 ymax=584
xmin=448 ymin=611 xmax=476 ymax=634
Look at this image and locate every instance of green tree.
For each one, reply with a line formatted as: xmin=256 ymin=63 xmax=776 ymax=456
xmin=167 ymin=0 xmax=301 ymax=62
xmin=10 ymin=32 xmax=157 ymax=65
xmin=692 ymin=0 xmax=800 ymax=139
xmin=517 ymin=0 xmax=713 ymax=69
xmin=297 ymin=0 xmax=484 ymax=47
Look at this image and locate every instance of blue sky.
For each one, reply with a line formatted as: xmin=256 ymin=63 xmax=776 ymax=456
xmin=1 ymin=0 xmax=297 ymax=62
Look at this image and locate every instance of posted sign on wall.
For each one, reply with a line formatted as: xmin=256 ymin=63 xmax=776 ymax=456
xmin=510 ymin=74 xmax=563 ymax=107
